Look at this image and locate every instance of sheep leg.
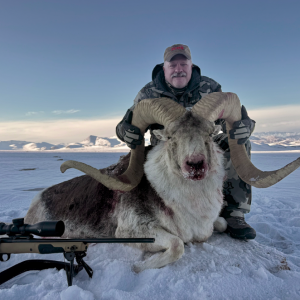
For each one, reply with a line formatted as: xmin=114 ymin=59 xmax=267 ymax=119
xmin=131 ymin=228 xmax=184 ymax=273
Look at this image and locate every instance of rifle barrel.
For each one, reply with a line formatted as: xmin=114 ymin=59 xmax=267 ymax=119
xmin=0 ymin=238 xmax=155 ymax=243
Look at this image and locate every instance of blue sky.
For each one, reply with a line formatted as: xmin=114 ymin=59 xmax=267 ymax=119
xmin=0 ymin=0 xmax=299 ymax=143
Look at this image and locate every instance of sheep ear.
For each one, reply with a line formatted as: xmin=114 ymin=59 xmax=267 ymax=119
xmin=152 ymin=129 xmax=169 ymax=141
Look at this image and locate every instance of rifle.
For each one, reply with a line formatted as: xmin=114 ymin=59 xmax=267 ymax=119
xmin=0 ymin=218 xmax=154 ymax=286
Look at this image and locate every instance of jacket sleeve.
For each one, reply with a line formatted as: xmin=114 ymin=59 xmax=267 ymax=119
xmin=201 ymin=76 xmax=222 ymax=93
xmin=133 ymin=88 xmax=147 ymax=105
xmin=116 ymin=105 xmax=135 ymax=142
xmin=211 ymin=80 xmax=222 ymax=92
xmin=116 ymin=87 xmax=148 ymax=142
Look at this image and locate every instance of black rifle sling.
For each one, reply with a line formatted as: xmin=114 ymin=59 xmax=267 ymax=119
xmin=0 ymin=259 xmax=83 ymax=285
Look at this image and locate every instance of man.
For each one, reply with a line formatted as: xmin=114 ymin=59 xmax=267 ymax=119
xmin=116 ymin=44 xmax=256 ymax=240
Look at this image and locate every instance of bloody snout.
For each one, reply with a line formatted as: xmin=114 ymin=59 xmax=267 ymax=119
xmin=182 ymin=154 xmax=208 ymax=181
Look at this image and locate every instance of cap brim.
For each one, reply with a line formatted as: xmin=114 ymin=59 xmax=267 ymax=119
xmin=165 ymin=50 xmax=191 ymax=62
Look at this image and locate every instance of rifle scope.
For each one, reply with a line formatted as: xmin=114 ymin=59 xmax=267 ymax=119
xmin=0 ymin=218 xmax=65 ymax=237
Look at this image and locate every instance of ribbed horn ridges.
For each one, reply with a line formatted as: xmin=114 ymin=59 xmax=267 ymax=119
xmin=192 ymin=92 xmax=300 ymax=188
xmin=191 ymin=92 xmax=241 ymax=123
xmin=60 ymin=98 xmax=186 ymax=192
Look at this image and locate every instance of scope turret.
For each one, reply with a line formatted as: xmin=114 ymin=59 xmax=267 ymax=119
xmin=0 ymin=218 xmax=65 ymax=237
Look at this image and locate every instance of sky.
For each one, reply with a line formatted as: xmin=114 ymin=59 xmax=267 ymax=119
xmin=0 ymin=0 xmax=299 ymax=143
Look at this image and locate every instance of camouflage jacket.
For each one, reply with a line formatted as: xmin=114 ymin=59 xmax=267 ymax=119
xmin=116 ymin=63 xmax=222 ymax=145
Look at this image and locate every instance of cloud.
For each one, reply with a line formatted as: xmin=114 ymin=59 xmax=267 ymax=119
xmin=0 ymin=117 xmax=122 ymax=144
xmin=1 ymin=104 xmax=300 ymax=144
xmin=248 ymin=105 xmax=300 ymax=133
xmin=52 ymin=109 xmax=80 ymax=115
xmin=25 ymin=110 xmax=80 ymax=117
xmin=25 ymin=111 xmax=44 ymax=116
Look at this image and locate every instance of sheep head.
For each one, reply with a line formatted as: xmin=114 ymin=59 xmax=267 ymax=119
xmin=152 ymin=112 xmax=219 ymax=181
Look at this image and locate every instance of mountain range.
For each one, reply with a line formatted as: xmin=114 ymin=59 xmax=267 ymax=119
xmin=250 ymin=132 xmax=300 ymax=151
xmin=0 ymin=132 xmax=300 ymax=152
xmin=0 ymin=135 xmax=130 ymax=152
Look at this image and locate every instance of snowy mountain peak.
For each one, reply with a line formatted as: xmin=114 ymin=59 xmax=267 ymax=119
xmin=1 ymin=132 xmax=300 ymax=152
xmin=250 ymin=132 xmax=300 ymax=150
xmin=81 ymin=135 xmax=99 ymax=145
xmin=0 ymin=135 xmax=128 ymax=152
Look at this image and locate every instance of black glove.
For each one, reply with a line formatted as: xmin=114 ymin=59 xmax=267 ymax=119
xmin=229 ymin=105 xmax=256 ymax=145
xmin=122 ymin=110 xmax=143 ymax=149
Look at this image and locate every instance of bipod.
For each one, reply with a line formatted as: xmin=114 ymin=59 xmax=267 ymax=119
xmin=64 ymin=250 xmax=93 ymax=286
xmin=75 ymin=251 xmax=93 ymax=278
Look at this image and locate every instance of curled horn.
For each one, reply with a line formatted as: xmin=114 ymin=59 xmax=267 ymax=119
xmin=191 ymin=92 xmax=300 ymax=188
xmin=60 ymin=98 xmax=186 ymax=192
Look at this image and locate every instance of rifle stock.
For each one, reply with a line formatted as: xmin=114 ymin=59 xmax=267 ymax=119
xmin=0 ymin=238 xmax=154 ymax=255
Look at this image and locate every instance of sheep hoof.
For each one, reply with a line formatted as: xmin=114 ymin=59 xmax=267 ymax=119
xmin=132 ymin=263 xmax=143 ymax=273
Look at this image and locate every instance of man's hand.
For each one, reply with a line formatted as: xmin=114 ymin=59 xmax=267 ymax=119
xmin=123 ymin=110 xmax=143 ymax=149
xmin=229 ymin=105 xmax=256 ymax=145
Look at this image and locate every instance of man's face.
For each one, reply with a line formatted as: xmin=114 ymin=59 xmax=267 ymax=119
xmin=163 ymin=55 xmax=193 ymax=88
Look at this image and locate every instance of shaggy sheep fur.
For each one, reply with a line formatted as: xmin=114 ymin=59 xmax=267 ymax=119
xmin=25 ymin=112 xmax=226 ymax=272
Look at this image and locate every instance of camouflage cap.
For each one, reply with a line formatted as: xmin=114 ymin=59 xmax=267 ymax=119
xmin=164 ymin=44 xmax=192 ymax=62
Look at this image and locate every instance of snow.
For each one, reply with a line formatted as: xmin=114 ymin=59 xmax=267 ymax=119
xmin=0 ymin=152 xmax=300 ymax=299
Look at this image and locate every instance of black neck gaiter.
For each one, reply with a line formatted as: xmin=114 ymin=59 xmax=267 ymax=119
xmin=165 ymin=80 xmax=188 ymax=96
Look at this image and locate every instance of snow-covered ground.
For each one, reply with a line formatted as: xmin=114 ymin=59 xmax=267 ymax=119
xmin=0 ymin=152 xmax=300 ymax=300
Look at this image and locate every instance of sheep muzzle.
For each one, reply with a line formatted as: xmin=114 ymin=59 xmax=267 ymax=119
xmin=182 ymin=155 xmax=208 ymax=181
